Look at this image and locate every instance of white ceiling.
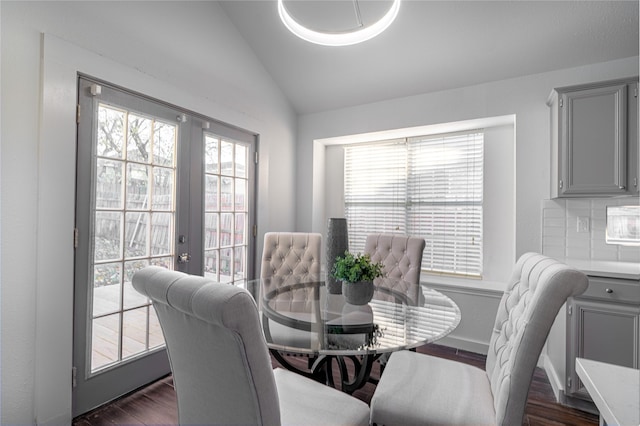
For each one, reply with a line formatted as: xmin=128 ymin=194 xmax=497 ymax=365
xmin=220 ymin=0 xmax=639 ymax=115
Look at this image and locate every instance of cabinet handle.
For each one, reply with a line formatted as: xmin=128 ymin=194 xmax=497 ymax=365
xmin=605 ymin=288 xmax=613 ymax=294
xmin=619 ymin=185 xmax=626 ymax=190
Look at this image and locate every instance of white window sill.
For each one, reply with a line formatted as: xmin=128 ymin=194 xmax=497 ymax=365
xmin=421 ymin=273 xmax=506 ymax=295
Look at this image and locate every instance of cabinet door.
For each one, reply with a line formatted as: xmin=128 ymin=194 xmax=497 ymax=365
xmin=560 ymin=83 xmax=630 ymax=196
xmin=566 ymin=298 xmax=640 ymax=400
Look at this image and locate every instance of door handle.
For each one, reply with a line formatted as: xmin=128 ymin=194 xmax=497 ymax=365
xmin=177 ymin=253 xmax=191 ymax=264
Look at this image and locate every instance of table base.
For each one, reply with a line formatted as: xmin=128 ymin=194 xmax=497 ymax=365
xmin=270 ymin=349 xmax=380 ymax=394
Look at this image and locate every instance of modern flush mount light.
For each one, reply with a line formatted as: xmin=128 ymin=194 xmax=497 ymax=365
xmin=277 ymin=0 xmax=401 ymax=47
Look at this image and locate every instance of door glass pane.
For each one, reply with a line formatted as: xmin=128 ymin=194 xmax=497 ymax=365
xmin=127 ymin=113 xmax=152 ymax=163
xmin=151 ymin=213 xmax=172 ymax=255
xmin=204 ymin=213 xmax=218 ymax=249
xmin=236 ymin=144 xmax=247 ymax=178
xmin=221 ymin=140 xmax=233 ymax=176
xmin=235 ymin=178 xmax=247 ymax=211
xmin=153 ymin=122 xmax=175 ymax=167
xmin=204 ymin=134 xmax=249 ymax=284
xmin=94 ymin=211 xmax=122 ymax=262
xmin=96 ymin=159 xmax=124 ymax=209
xmin=126 ymin=163 xmax=150 ymax=209
xmin=235 ymin=213 xmax=246 ymax=245
xmin=221 ymin=177 xmax=233 ymax=211
xmin=124 ymin=212 xmax=149 ymax=258
xmin=90 ymin=103 xmax=175 ymax=373
xmin=234 ymin=246 xmax=245 ymax=281
xmin=220 ymin=247 xmax=233 ymax=283
xmin=205 ymin=135 xmax=219 ymax=173
xmin=92 ymin=314 xmax=120 ymax=371
xmin=152 ymin=167 xmax=174 ymax=211
xmin=205 ymin=175 xmax=218 ymax=210
xmin=204 ymin=250 xmax=219 ymax=279
xmin=97 ymin=106 xmax=125 ymax=158
xmin=93 ymin=263 xmax=122 ymax=317
xmin=122 ymin=308 xmax=149 ymax=359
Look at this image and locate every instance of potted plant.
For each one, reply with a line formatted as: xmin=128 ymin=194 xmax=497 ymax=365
xmin=331 ymin=252 xmax=384 ymax=305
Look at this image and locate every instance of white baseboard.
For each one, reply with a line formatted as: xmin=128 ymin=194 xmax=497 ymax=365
xmin=542 ymin=353 xmax=565 ymax=404
xmin=437 ymin=335 xmax=489 ymax=355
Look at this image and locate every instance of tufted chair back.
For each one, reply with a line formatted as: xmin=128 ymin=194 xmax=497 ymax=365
xmin=261 ymin=232 xmax=322 ymax=281
xmin=485 ymin=252 xmax=589 ymax=424
xmin=132 ymin=266 xmax=281 ymax=425
xmin=364 ymin=234 xmax=425 ymax=283
xmin=364 ymin=234 xmax=425 ymax=303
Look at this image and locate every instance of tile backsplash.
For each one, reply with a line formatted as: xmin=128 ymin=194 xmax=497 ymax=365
xmin=542 ymin=198 xmax=640 ymax=262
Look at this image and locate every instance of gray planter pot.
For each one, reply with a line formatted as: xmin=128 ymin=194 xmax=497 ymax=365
xmin=342 ymin=280 xmax=374 ymax=305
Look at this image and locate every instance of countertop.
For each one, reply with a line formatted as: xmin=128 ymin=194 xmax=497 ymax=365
xmin=560 ymin=258 xmax=640 ymax=281
xmin=575 ymin=358 xmax=640 ymax=426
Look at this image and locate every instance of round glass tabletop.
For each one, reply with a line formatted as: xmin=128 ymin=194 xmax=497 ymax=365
xmin=243 ymin=276 xmax=461 ymax=357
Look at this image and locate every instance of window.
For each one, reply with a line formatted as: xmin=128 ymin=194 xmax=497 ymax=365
xmin=344 ymin=131 xmax=483 ymax=277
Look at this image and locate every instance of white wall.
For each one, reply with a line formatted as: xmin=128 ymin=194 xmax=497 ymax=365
xmin=1 ymin=2 xmax=297 ymax=424
xmin=295 ymin=56 xmax=639 ymax=352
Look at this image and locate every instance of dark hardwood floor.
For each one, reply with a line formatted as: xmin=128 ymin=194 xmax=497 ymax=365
xmin=73 ymin=344 xmax=599 ymax=426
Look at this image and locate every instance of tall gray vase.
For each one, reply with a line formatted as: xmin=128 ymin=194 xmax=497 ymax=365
xmin=326 ymin=218 xmax=349 ymax=294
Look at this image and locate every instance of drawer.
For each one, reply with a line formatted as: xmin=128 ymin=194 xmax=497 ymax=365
xmin=579 ymin=277 xmax=640 ymax=304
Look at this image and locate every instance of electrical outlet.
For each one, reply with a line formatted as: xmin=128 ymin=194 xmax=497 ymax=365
xmin=576 ymin=216 xmax=590 ymax=233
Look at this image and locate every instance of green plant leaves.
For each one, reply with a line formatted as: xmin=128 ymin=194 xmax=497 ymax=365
xmin=331 ymin=251 xmax=383 ymax=283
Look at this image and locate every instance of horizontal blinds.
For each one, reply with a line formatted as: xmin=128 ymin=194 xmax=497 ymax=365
xmin=344 ymin=140 xmax=407 ymax=253
xmin=408 ymin=132 xmax=483 ymax=275
xmin=344 ymin=131 xmax=483 ymax=277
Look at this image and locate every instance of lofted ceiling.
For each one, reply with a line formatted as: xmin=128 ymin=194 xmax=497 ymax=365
xmin=220 ymin=0 xmax=639 ymax=115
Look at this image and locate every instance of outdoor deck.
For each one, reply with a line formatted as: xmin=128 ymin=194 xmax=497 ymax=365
xmin=91 ymin=283 xmax=165 ymax=371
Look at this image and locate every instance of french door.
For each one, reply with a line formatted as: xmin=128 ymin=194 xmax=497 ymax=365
xmin=73 ymin=76 xmax=256 ymax=416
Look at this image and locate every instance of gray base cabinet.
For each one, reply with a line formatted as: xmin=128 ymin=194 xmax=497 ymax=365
xmin=548 ymin=77 xmax=639 ymax=198
xmin=566 ymin=276 xmax=640 ymax=401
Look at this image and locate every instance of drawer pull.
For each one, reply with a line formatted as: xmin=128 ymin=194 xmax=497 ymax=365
xmin=605 ymin=288 xmax=613 ymax=294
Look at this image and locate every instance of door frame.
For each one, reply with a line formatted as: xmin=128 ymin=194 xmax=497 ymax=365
xmin=72 ymin=75 xmax=258 ymax=416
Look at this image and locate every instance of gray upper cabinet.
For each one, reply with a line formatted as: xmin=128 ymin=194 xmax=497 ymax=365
xmin=548 ymin=77 xmax=639 ymax=198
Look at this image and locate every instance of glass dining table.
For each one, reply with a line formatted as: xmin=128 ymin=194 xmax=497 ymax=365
xmin=241 ymin=275 xmax=461 ymax=394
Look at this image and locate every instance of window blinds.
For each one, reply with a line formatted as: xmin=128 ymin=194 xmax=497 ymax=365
xmin=344 ymin=131 xmax=483 ymax=277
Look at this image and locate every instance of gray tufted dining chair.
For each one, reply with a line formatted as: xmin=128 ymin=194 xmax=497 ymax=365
xmin=132 ymin=266 xmax=370 ymax=426
xmin=364 ymin=234 xmax=426 ymax=375
xmin=364 ymin=233 xmax=426 ymax=305
xmin=260 ymin=232 xmax=322 ymax=354
xmin=370 ymin=252 xmax=589 ymax=426
xmin=261 ymin=232 xmax=322 ymax=282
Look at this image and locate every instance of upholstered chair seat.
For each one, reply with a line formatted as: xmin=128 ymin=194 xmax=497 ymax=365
xmin=132 ymin=266 xmax=370 ymax=426
xmin=370 ymin=252 xmax=589 ymax=426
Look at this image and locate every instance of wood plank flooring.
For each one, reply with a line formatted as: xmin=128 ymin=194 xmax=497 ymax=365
xmin=73 ymin=343 xmax=599 ymax=426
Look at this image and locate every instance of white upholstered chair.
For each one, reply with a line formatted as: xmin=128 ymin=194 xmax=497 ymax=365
xmin=364 ymin=233 xmax=426 ymax=304
xmin=132 ymin=266 xmax=370 ymax=426
xmin=261 ymin=232 xmax=322 ymax=282
xmin=260 ymin=232 xmax=322 ymax=350
xmin=370 ymin=252 xmax=589 ymax=426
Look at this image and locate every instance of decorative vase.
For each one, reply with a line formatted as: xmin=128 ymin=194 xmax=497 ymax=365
xmin=326 ymin=218 xmax=348 ymax=294
xmin=342 ymin=280 xmax=374 ymax=305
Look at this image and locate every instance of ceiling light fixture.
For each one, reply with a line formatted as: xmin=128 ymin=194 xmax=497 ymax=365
xmin=277 ymin=0 xmax=401 ymax=47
